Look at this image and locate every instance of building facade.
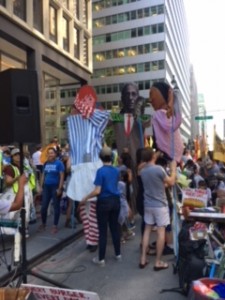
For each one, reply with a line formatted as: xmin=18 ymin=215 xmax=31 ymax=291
xmin=0 ymin=0 xmax=92 ymax=144
xmin=92 ymin=0 xmax=191 ymax=141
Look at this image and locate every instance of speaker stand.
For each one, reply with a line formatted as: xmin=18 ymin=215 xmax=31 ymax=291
xmin=16 ymin=143 xmax=69 ymax=289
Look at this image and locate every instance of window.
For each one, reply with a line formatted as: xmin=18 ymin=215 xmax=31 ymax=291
xmin=83 ymin=0 xmax=88 ymax=27
xmin=33 ymin=0 xmax=43 ymax=32
xmin=73 ymin=0 xmax=79 ymax=19
xmin=143 ymin=7 xmax=149 ymax=17
xmin=143 ymin=44 xmax=150 ymax=53
xmin=105 ymin=16 xmax=111 ymax=25
xmin=158 ymin=5 xmax=164 ymax=14
xmin=63 ymin=16 xmax=69 ymax=51
xmin=158 ymin=60 xmax=164 ymax=69
xmin=138 ymin=27 xmax=143 ymax=36
xmin=131 ymin=28 xmax=136 ymax=38
xmin=49 ymin=5 xmax=57 ymax=43
xmin=144 ymin=26 xmax=150 ymax=35
xmin=137 ymin=9 xmax=143 ymax=19
xmin=74 ymin=27 xmax=80 ymax=59
xmin=13 ymin=0 xmax=26 ymax=21
xmin=106 ymin=86 xmax=112 ymax=93
xmin=144 ymin=62 xmax=150 ymax=72
xmin=106 ymin=51 xmax=112 ymax=59
xmin=152 ymin=43 xmax=158 ymax=52
xmin=83 ymin=36 xmax=88 ymax=66
xmin=151 ymin=25 xmax=157 ymax=34
xmin=106 ymin=34 xmax=111 ymax=42
xmin=130 ymin=11 xmax=136 ymax=20
xmin=145 ymin=80 xmax=150 ymax=90
xmin=158 ymin=23 xmax=164 ymax=33
xmin=105 ymin=0 xmax=111 ymax=8
xmin=151 ymin=6 xmax=157 ymax=16
xmin=113 ymin=85 xmax=118 ymax=93
xmin=151 ymin=61 xmax=158 ymax=71
xmin=158 ymin=41 xmax=164 ymax=51
xmin=138 ymin=82 xmax=144 ymax=90
xmin=112 ymin=15 xmax=117 ymax=24
xmin=138 ymin=45 xmax=143 ymax=54
xmin=137 ymin=64 xmax=144 ymax=73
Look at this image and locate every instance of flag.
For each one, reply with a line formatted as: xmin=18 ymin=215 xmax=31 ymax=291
xmin=194 ymin=136 xmax=200 ymax=160
xmin=213 ymin=130 xmax=225 ymax=163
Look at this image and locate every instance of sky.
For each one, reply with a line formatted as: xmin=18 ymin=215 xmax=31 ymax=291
xmin=184 ymin=0 xmax=225 ymax=146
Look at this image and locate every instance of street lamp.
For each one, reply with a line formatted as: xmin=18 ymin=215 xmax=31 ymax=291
xmin=171 ymin=75 xmax=179 ymax=90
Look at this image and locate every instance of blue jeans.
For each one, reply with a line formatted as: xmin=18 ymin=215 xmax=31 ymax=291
xmin=41 ymin=185 xmax=61 ymax=226
xmin=96 ymin=196 xmax=121 ymax=261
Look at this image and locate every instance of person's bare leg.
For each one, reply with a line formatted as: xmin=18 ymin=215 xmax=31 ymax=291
xmin=140 ymin=224 xmax=152 ymax=265
xmin=155 ymin=226 xmax=166 ymax=266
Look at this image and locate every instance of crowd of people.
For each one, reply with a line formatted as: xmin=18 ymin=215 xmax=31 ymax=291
xmin=1 ymin=80 xmax=225 ymax=274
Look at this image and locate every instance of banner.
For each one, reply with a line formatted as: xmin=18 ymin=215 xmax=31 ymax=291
xmin=182 ymin=188 xmax=208 ymax=208
xmin=213 ymin=130 xmax=225 ymax=163
xmin=22 ymin=284 xmax=100 ymax=300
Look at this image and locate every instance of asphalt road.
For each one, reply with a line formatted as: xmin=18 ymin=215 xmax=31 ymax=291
xmin=15 ymin=215 xmax=187 ymax=300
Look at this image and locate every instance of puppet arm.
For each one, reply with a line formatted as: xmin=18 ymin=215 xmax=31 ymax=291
xmin=153 ymin=110 xmax=182 ymax=132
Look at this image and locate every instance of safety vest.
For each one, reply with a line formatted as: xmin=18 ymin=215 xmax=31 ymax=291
xmin=112 ymin=150 xmax=118 ymax=167
xmin=11 ymin=165 xmax=36 ymax=193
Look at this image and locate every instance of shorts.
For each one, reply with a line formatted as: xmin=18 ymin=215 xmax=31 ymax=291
xmin=144 ymin=206 xmax=170 ymax=227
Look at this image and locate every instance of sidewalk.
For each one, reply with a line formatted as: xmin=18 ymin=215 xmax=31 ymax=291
xmin=0 ymin=211 xmax=83 ymax=280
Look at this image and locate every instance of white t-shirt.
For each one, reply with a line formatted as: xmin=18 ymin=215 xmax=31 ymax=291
xmin=32 ymin=150 xmax=42 ymax=166
xmin=0 ymin=200 xmax=11 ymax=215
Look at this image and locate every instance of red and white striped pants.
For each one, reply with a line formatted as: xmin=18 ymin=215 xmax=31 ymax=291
xmin=79 ymin=201 xmax=99 ymax=246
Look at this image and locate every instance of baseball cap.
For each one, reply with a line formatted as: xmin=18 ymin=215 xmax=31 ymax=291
xmin=100 ymin=147 xmax=112 ymax=157
xmin=11 ymin=148 xmax=20 ymax=156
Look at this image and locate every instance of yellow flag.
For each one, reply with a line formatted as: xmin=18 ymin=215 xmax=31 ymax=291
xmin=213 ymin=129 xmax=225 ymax=163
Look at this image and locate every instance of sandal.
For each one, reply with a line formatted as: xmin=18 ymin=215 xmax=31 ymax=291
xmin=154 ymin=261 xmax=169 ymax=271
xmin=139 ymin=261 xmax=149 ymax=269
xmin=51 ymin=226 xmax=58 ymax=234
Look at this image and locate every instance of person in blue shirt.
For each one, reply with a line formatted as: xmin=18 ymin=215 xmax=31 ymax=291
xmin=39 ymin=147 xmax=65 ymax=234
xmin=80 ymin=147 xmax=121 ymax=266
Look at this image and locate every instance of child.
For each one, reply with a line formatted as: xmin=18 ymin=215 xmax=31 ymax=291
xmin=198 ymin=179 xmax=212 ymax=206
xmin=118 ymin=170 xmax=135 ymax=242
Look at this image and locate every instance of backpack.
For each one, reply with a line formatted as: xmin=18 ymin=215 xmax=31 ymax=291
xmin=160 ymin=221 xmax=207 ymax=296
xmin=177 ymin=221 xmax=207 ymax=295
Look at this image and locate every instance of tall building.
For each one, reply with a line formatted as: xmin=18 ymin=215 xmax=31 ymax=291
xmin=92 ymin=0 xmax=191 ymax=141
xmin=190 ymin=65 xmax=200 ymax=141
xmin=0 ymin=0 xmax=92 ymax=144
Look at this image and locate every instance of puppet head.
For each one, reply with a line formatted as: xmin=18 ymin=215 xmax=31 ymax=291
xmin=149 ymin=82 xmax=173 ymax=118
xmin=120 ymin=83 xmax=139 ymax=114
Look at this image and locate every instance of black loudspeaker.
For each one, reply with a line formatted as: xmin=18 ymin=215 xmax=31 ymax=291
xmin=0 ymin=68 xmax=41 ymax=144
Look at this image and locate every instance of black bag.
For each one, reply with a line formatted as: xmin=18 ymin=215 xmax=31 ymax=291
xmin=177 ymin=221 xmax=207 ymax=295
xmin=160 ymin=221 xmax=207 ymax=296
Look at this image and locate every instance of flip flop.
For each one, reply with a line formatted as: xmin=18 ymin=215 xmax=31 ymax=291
xmin=153 ymin=262 xmax=169 ymax=271
xmin=139 ymin=261 xmax=149 ymax=269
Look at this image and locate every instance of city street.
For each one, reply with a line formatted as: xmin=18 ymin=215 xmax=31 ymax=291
xmin=0 ymin=214 xmax=186 ymax=300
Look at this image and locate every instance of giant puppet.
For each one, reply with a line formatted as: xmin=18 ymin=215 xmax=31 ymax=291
xmin=66 ymin=86 xmax=109 ymax=250
xmin=149 ymin=81 xmax=183 ymax=162
xmin=112 ymin=82 xmax=150 ymax=164
xmin=149 ymin=81 xmax=183 ymax=258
